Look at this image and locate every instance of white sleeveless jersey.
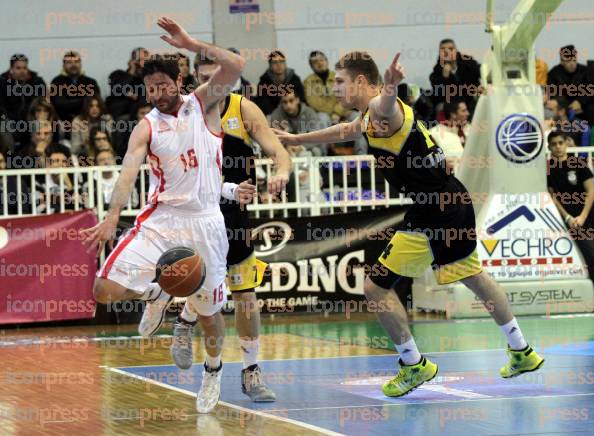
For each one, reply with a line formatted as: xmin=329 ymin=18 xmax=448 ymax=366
xmin=144 ymin=93 xmax=223 ymax=212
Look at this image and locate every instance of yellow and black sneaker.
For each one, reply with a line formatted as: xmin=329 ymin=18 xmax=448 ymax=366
xmin=382 ymin=356 xmax=438 ymax=397
xmin=500 ymin=345 xmax=545 ymax=378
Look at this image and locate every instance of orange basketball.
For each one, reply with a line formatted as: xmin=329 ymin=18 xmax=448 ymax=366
xmin=156 ymin=247 xmax=206 ymax=298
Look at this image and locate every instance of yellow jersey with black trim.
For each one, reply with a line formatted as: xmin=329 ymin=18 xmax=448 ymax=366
xmin=220 ymin=93 xmax=256 ymax=187
xmin=363 ymin=98 xmax=451 ymax=203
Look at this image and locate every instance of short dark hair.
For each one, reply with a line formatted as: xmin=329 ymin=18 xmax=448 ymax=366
xmin=444 ymin=100 xmax=464 ymax=119
xmin=309 ymin=51 xmax=327 ymax=66
xmin=560 ymin=44 xmax=577 ymax=61
xmin=45 ymin=143 xmax=72 ymax=159
xmin=439 ymin=39 xmax=456 ymax=47
xmin=268 ymin=50 xmax=286 ymax=62
xmin=10 ymin=54 xmax=28 ymax=67
xmin=335 ymin=51 xmax=380 ymax=86
xmin=63 ymin=51 xmax=80 ymax=61
xmin=142 ymin=55 xmax=180 ymax=82
xmin=548 ymin=131 xmax=567 ymax=145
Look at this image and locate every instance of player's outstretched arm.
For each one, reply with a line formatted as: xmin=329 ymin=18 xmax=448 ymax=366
xmin=272 ymin=117 xmax=362 ymax=147
xmin=368 ymin=52 xmax=405 ymax=135
xmin=80 ymin=120 xmax=149 ymax=253
xmin=241 ymin=98 xmax=292 ymax=194
xmin=157 ymin=16 xmax=245 ymax=111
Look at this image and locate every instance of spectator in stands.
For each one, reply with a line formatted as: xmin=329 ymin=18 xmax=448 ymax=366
xmin=17 ymin=121 xmax=54 ymax=163
xmin=548 ymin=45 xmax=590 ymax=122
xmin=429 ymin=39 xmax=481 ymax=119
xmin=398 ymin=83 xmax=434 ymax=125
xmin=547 ymin=96 xmax=590 ymax=147
xmin=0 ymin=54 xmax=46 ymax=145
xmin=429 ymin=100 xmax=470 ymax=174
xmin=36 ymin=144 xmax=77 ymax=213
xmin=0 ymin=54 xmax=46 ymax=122
xmin=106 ymin=47 xmax=150 ymax=119
xmin=50 ymin=51 xmax=100 ymax=125
xmin=254 ymin=51 xmax=305 ymax=115
xmin=26 ymin=97 xmax=63 ymax=145
xmin=226 ymin=48 xmax=253 ymax=98
xmin=81 ymin=127 xmax=115 ymax=167
xmin=82 ymin=147 xmax=138 ymax=210
xmin=269 ymin=90 xmax=331 ymax=156
xmin=112 ymin=100 xmax=152 ymax=159
xmin=304 ymin=51 xmax=348 ymax=123
xmin=71 ymin=96 xmax=114 ymax=155
xmin=177 ymin=53 xmax=197 ymax=94
xmin=547 ymin=131 xmax=594 ymax=281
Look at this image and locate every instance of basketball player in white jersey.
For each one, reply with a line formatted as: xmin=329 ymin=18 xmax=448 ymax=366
xmin=81 ymin=17 xmax=249 ymax=413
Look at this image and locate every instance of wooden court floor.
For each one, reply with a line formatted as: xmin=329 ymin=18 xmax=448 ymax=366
xmin=1 ymin=312 xmax=592 ymax=435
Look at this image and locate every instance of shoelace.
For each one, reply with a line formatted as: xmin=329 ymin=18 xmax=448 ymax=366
xmin=246 ymin=367 xmax=263 ymax=390
xmin=389 ymin=369 xmax=412 ymax=388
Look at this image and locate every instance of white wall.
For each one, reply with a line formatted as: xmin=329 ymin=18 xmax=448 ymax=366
xmin=0 ymin=0 xmax=212 ymax=95
xmin=273 ymin=0 xmax=593 ymax=88
xmin=0 ymin=0 xmax=591 ymax=95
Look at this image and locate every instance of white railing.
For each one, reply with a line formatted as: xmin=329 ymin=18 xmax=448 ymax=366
xmin=0 ymin=155 xmax=408 ymax=220
xmin=1 ymin=147 xmax=593 ymax=220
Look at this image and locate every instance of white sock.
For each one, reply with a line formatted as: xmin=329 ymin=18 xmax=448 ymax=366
xmin=239 ymin=338 xmax=259 ymax=369
xmin=180 ymin=303 xmax=198 ymax=323
xmin=205 ymin=353 xmax=221 ymax=370
xmin=500 ymin=318 xmax=528 ymax=350
xmin=395 ymin=337 xmax=422 ymax=365
xmin=135 ymin=283 xmax=161 ymax=301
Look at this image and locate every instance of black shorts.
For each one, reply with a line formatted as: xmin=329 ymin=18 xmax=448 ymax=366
xmin=372 ymin=178 xmax=482 ymax=287
xmin=221 ymin=203 xmax=254 ymax=266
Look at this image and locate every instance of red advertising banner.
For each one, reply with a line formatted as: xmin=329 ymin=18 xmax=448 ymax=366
xmin=0 ymin=210 xmax=98 ymax=324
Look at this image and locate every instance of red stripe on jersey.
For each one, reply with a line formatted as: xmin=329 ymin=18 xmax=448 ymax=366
xmin=99 ymin=204 xmax=158 ymax=279
xmin=144 ymin=116 xmax=166 ymax=205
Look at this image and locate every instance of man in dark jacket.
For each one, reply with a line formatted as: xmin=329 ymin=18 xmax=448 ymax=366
xmin=254 ymin=51 xmax=305 ymax=115
xmin=0 ymin=54 xmax=46 ymax=143
xmin=106 ymin=47 xmax=149 ymax=120
xmin=548 ymin=45 xmax=591 ymax=125
xmin=50 ymin=51 xmax=100 ymax=123
xmin=429 ymin=39 xmax=481 ymax=117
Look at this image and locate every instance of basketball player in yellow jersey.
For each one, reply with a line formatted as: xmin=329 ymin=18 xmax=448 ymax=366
xmin=275 ymin=52 xmax=544 ymax=397
xmin=155 ymin=54 xmax=291 ymax=402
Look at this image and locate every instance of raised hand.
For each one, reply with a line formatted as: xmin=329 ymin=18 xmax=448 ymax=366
xmin=383 ymin=53 xmax=406 ymax=90
xmin=158 ymin=16 xmax=194 ymax=50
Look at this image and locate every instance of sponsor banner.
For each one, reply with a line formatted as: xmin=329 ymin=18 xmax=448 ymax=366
xmin=229 ymin=0 xmax=259 ymax=14
xmin=445 ymin=280 xmax=594 ymax=318
xmin=0 ymin=211 xmax=98 ymax=324
xmin=478 ymin=193 xmax=588 ymax=281
xmin=234 ymin=207 xmax=408 ymax=313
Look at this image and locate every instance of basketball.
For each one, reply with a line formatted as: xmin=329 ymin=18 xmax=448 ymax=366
xmin=155 ymin=247 xmax=206 ymax=298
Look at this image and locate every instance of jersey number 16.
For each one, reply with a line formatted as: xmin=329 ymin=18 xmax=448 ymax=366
xmin=180 ymin=149 xmax=198 ymax=172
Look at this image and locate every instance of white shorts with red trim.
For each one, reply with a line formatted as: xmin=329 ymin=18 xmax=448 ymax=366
xmin=98 ymin=204 xmax=229 ymax=316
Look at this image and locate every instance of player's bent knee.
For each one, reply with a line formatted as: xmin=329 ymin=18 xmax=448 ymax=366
xmin=93 ymin=278 xmax=115 ymax=304
xmin=198 ymin=313 xmax=218 ymax=329
xmin=364 ymin=277 xmax=387 ymax=300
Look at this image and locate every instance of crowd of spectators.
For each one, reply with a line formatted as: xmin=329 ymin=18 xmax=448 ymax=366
xmin=0 ymin=41 xmax=592 ymax=213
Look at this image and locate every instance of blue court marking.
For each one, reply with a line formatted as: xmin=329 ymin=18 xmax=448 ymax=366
xmin=116 ymin=346 xmax=594 ymax=435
